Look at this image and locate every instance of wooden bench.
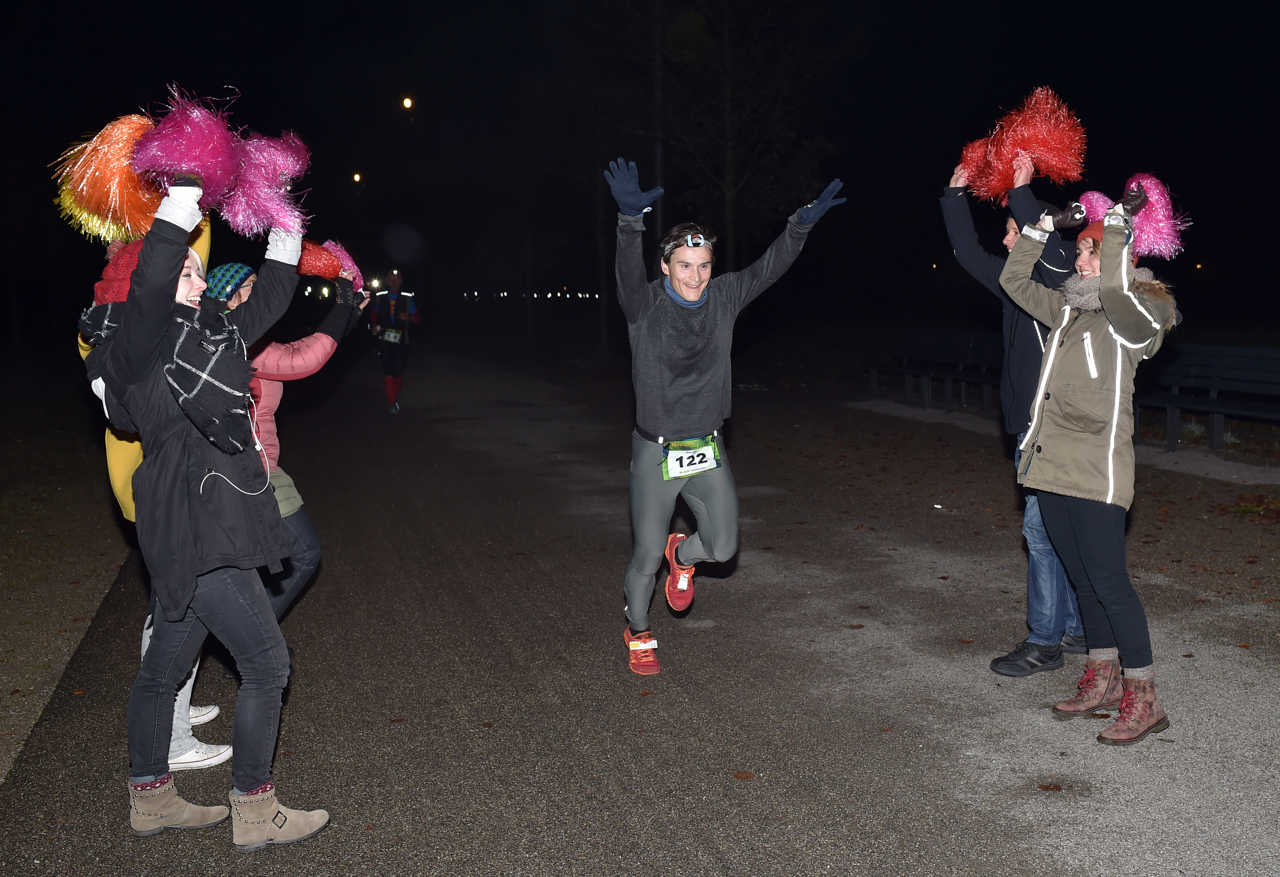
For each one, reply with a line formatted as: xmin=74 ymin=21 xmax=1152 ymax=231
xmin=868 ymin=331 xmax=1003 ymax=413
xmin=1135 ymin=344 xmax=1280 ymax=451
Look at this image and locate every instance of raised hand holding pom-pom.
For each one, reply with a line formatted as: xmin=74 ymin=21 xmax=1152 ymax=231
xmin=1118 ymin=182 xmax=1148 ymax=217
xmin=1046 ymin=202 xmax=1087 ymax=230
xmin=1011 ymin=154 xmax=1034 ymax=189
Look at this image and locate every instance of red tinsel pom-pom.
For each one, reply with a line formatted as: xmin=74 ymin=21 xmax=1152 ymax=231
xmin=960 ymin=87 xmax=1086 ymax=206
xmin=297 ymin=240 xmax=342 ymax=279
xmin=131 ymin=90 xmax=241 ymax=211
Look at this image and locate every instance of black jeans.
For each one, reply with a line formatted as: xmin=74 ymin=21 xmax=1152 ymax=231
xmin=1036 ymin=492 xmax=1153 ymax=668
xmin=128 ymin=565 xmax=289 ymax=791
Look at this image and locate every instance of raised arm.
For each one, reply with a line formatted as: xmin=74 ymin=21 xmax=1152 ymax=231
xmin=998 ymin=226 xmax=1069 ymax=327
xmin=940 ymin=164 xmax=1006 ymax=295
xmin=227 ymin=230 xmax=302 ymax=347
xmin=106 ymin=182 xmax=203 ymax=387
xmin=605 ymin=158 xmax=665 ymax=324
xmin=1006 ymin=158 xmax=1072 ymax=282
xmin=723 ymin=178 xmax=843 ymax=311
xmin=1099 ymin=187 xmax=1173 ymax=344
xmin=251 ymin=295 xmax=356 ymax=380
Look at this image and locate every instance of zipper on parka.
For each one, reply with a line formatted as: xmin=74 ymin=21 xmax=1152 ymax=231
xmin=1082 ymin=331 xmax=1099 ymax=379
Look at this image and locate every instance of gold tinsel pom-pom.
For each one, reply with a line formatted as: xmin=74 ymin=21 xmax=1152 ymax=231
xmin=53 ymin=114 xmax=162 ymax=242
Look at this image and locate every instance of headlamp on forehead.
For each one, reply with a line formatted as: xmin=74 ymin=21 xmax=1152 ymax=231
xmin=663 ymin=234 xmax=713 ymax=258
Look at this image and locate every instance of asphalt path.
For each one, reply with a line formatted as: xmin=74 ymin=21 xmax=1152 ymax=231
xmin=1 ymin=349 xmax=1277 ymax=876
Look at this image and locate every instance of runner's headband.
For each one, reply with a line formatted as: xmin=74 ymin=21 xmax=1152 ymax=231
xmin=663 ymin=234 xmax=713 ymax=258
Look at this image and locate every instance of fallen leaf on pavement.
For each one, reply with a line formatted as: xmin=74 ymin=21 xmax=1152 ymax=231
xmin=734 ymin=771 xmax=755 ymax=780
xmin=1038 ymin=784 xmax=1062 ymax=792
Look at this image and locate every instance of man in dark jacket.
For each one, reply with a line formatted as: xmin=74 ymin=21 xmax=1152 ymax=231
xmin=940 ymin=153 xmax=1083 ymax=676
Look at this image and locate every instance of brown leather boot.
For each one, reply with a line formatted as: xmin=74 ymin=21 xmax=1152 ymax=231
xmin=129 ymin=778 xmax=229 ymax=837
xmin=230 ymin=786 xmax=329 ymax=852
xmin=1052 ymin=658 xmax=1123 ymax=717
xmin=1097 ymin=677 xmax=1170 ymax=745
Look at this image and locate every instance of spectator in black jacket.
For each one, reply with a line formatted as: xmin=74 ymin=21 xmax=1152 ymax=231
xmin=96 ymin=178 xmax=330 ymax=850
xmin=940 ymin=153 xmax=1083 ymax=677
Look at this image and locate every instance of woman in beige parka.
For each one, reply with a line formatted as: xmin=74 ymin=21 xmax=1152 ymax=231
xmin=999 ymin=182 xmax=1176 ymax=745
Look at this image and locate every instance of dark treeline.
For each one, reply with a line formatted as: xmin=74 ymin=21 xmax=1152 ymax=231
xmin=2 ymin=3 xmax=1270 ymax=364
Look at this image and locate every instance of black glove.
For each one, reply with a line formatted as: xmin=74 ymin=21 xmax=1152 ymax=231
xmin=1119 ymin=182 xmax=1148 ymax=217
xmin=1045 ymin=202 xmax=1087 ymax=230
xmin=315 ymin=299 xmax=357 ymax=344
xmin=334 ymin=276 xmax=356 ymax=306
xmin=603 ymin=158 xmax=664 ymax=216
xmin=796 ymin=179 xmax=846 ymax=225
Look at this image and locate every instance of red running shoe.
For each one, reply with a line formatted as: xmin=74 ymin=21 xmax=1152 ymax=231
xmin=664 ymin=533 xmax=695 ymax=611
xmin=624 ymin=627 xmax=660 ymax=675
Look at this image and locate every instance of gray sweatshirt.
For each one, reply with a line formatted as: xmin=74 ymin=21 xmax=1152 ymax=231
xmin=616 ymin=212 xmax=812 ymax=440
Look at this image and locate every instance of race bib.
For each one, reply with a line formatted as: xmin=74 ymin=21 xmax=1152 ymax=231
xmin=662 ymin=435 xmax=721 ymax=480
xmin=382 ymin=329 xmax=402 ymax=344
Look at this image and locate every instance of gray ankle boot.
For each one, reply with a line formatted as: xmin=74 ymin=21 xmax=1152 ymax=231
xmin=230 ymin=786 xmax=329 ymax=851
xmin=129 ymin=779 xmax=229 ymax=837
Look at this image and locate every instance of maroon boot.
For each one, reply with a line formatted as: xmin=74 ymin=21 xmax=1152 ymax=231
xmin=1052 ymin=658 xmax=1124 ymax=717
xmin=1097 ymin=677 xmax=1170 ymax=745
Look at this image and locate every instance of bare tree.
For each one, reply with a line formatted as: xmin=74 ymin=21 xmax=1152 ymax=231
xmin=661 ymin=0 xmax=842 ymax=269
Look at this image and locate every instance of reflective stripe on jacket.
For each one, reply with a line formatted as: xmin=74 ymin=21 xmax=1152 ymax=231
xmin=999 ymin=214 xmax=1173 ymax=510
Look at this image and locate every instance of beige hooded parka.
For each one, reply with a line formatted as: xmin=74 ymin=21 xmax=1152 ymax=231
xmin=999 ymin=210 xmax=1176 ymax=510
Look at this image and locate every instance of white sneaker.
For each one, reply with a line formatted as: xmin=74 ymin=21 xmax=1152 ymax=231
xmin=189 ymin=704 xmax=220 ymax=726
xmin=169 ymin=740 xmax=233 ymax=771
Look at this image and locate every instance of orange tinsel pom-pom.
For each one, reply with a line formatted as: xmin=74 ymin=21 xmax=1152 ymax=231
xmin=959 ymin=87 xmax=1086 ymax=206
xmin=297 ymin=240 xmax=342 ymax=280
xmin=53 ymin=115 xmax=163 ymax=242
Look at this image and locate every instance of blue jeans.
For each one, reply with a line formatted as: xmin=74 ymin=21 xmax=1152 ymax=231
xmin=128 ymin=566 xmax=289 ymax=791
xmin=1016 ymin=433 xmax=1082 ymax=646
xmin=264 ymin=506 xmax=322 ymax=622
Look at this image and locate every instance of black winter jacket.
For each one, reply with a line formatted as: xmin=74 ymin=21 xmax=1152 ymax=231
xmin=92 ymin=216 xmax=299 ymax=621
xmin=940 ymin=185 xmax=1073 ymax=434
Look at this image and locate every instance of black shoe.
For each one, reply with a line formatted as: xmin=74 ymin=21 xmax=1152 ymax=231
xmin=1059 ymin=633 xmax=1087 ymax=655
xmin=989 ymin=640 xmax=1063 ymax=677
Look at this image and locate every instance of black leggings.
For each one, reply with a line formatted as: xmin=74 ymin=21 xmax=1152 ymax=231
xmin=378 ymin=339 xmax=410 ymax=377
xmin=1036 ymin=492 xmax=1153 ymax=668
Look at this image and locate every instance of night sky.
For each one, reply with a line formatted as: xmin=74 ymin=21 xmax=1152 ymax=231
xmin=2 ymin=2 xmax=1268 ymax=353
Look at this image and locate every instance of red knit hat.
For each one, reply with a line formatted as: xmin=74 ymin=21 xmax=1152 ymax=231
xmin=93 ymin=240 xmax=144 ymax=305
xmin=1078 ymin=220 xmax=1104 ymax=247
xmin=1077 ymin=220 xmax=1139 ymax=266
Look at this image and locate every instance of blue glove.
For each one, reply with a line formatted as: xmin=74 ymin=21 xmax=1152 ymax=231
xmin=604 ymin=158 xmax=664 ymax=216
xmin=796 ymin=179 xmax=846 ymax=225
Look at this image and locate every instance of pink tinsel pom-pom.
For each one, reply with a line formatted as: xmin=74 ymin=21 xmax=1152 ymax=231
xmin=220 ymin=132 xmax=310 ymax=237
xmin=1079 ymin=191 xmax=1114 ymax=223
xmin=960 ymin=87 xmax=1086 ymax=206
xmin=321 ymin=239 xmax=364 ymax=291
xmin=1126 ymin=173 xmax=1190 ymax=260
xmin=131 ymin=91 xmax=240 ymax=211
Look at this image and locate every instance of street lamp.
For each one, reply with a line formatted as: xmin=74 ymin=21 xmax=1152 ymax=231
xmin=353 ymin=173 xmax=361 ymax=182
xmin=403 ymin=98 xmax=413 ymax=109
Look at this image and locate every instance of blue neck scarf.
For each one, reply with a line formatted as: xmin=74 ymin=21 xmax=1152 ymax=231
xmin=664 ymin=276 xmax=706 ymax=308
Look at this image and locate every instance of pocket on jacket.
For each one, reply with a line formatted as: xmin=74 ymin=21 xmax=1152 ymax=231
xmin=1059 ymin=394 xmax=1111 ymax=435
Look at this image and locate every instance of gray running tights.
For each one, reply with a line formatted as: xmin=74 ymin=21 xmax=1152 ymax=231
xmin=624 ymin=433 xmax=738 ymax=631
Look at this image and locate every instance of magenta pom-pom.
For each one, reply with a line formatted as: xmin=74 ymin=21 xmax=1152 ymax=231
xmin=1079 ymin=191 xmax=1114 ymax=223
xmin=1125 ymin=173 xmax=1190 ymax=260
xmin=219 ymin=132 xmax=311 ymax=237
xmin=322 ymin=239 xmax=364 ymax=290
xmin=131 ymin=91 xmax=240 ymax=211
